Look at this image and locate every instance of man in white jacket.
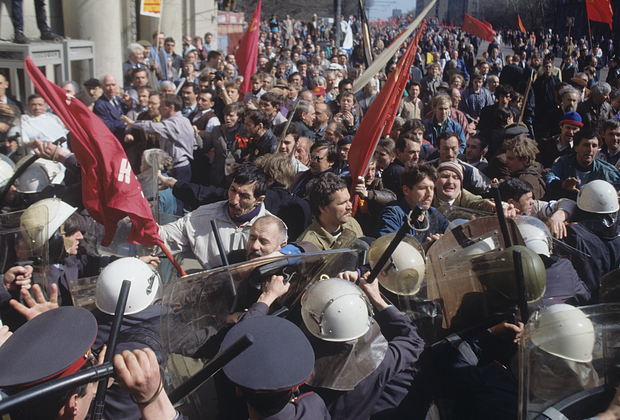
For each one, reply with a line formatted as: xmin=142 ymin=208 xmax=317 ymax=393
xmin=158 ymin=163 xmax=274 ymax=269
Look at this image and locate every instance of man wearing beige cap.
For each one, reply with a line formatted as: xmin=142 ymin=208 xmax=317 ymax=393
xmin=432 ymin=161 xmax=495 ymax=212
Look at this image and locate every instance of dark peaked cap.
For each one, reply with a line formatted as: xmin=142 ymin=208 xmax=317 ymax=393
xmin=0 ymin=307 xmax=98 ymax=388
xmin=222 ymin=316 xmax=315 ymax=392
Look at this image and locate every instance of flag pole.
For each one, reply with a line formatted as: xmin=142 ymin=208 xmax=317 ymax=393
xmin=159 ymin=242 xmax=187 ymax=276
xmin=587 ymin=18 xmax=593 ymax=54
xmin=155 ymin=0 xmax=164 ymax=60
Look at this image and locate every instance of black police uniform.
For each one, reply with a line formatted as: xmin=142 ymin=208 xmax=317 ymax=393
xmin=563 ymin=218 xmax=620 ymax=303
xmin=92 ymin=305 xmax=162 ymax=420
xmin=229 ymin=305 xmax=331 ymax=420
xmin=240 ymin=302 xmax=424 ymax=420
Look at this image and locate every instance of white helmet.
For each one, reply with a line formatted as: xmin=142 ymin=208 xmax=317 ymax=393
xmin=577 ymin=180 xmax=619 ymax=214
xmin=0 ymin=154 xmax=15 ymax=188
xmin=15 ymin=162 xmax=51 ymax=193
xmin=301 ymin=279 xmax=373 ymax=342
xmin=20 ymin=198 xmax=76 ymax=250
xmin=367 ymin=233 xmax=425 ymax=296
xmin=515 ymin=216 xmax=552 ymax=257
xmin=529 ymin=304 xmax=595 ymax=363
xmin=95 ymin=257 xmax=161 ymax=315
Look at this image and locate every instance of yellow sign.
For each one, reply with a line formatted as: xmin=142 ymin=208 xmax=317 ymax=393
xmin=140 ymin=0 xmax=161 ymax=17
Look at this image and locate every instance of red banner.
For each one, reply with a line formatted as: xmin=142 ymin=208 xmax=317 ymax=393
xmin=586 ymin=0 xmax=613 ymax=30
xmin=235 ymin=0 xmax=261 ymax=97
xmin=461 ymin=13 xmax=494 ymax=42
xmin=348 ymin=24 xmax=426 ymax=215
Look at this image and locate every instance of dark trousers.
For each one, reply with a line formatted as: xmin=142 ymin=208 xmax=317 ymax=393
xmin=11 ymin=0 xmax=50 ymax=33
xmin=170 ymin=163 xmax=191 ymax=216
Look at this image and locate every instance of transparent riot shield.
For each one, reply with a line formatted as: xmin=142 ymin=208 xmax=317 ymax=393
xmin=160 ymin=249 xmax=359 ymax=419
xmin=68 ymin=275 xmax=98 ymax=311
xmin=601 ymin=268 xmax=620 ymax=303
xmin=436 ymin=203 xmax=494 ymax=231
xmin=0 ymin=207 xmax=50 ymax=298
xmin=82 ymin=212 xmax=187 ymax=285
xmin=519 ymin=303 xmax=620 ymax=420
xmin=137 ymin=164 xmax=160 ymax=224
xmin=424 ymin=216 xmax=526 ymax=334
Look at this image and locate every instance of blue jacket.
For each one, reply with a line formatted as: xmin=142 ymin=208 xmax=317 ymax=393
xmin=422 ymin=116 xmax=467 ymax=153
xmin=373 ymin=199 xmax=450 ymax=244
xmin=93 ymin=95 xmax=128 ymax=142
xmin=543 ymin=154 xmax=620 ymax=192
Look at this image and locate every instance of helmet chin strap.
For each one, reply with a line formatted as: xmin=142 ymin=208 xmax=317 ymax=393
xmin=63 ymin=237 xmax=75 ymax=253
xmin=60 ymin=224 xmax=74 ymax=253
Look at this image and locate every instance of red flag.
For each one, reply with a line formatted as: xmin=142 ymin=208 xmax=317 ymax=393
xmin=25 ymin=58 xmax=187 ymax=276
xmin=517 ymin=14 xmax=527 ymax=33
xmin=586 ymin=0 xmax=613 ymax=30
xmin=461 ymin=13 xmax=494 ymax=42
xmin=348 ymin=24 xmax=425 ymax=215
xmin=382 ymin=26 xmax=425 ymax=136
xmin=236 ymin=0 xmax=261 ymax=97
xmin=450 ymin=21 xmax=453 ymax=30
xmin=25 ymin=58 xmax=162 ymax=247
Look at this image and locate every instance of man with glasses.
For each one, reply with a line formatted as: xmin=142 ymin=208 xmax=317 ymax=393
xmin=291 ymin=139 xmax=338 ymax=198
xmin=164 ymin=37 xmax=183 ymax=80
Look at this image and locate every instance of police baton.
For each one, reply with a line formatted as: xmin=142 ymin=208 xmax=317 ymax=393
xmin=491 ymin=185 xmax=512 ymax=248
xmin=168 ymin=334 xmax=253 ymax=404
xmin=0 ymin=363 xmax=114 ymax=415
xmin=211 ymin=219 xmax=238 ymax=313
xmin=211 ymin=220 xmax=230 ymax=267
xmin=91 ymin=280 xmax=131 ymax=420
xmin=366 ymin=204 xmax=425 ymax=285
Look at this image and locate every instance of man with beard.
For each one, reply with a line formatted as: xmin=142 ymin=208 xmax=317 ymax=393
xmin=158 ymin=162 xmax=276 ymax=269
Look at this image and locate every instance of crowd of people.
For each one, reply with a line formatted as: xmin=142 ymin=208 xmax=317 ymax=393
xmin=2 ymin=12 xmax=620 ymax=420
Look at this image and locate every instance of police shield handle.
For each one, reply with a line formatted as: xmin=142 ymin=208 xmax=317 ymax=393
xmin=168 ymin=334 xmax=253 ymax=405
xmin=92 ymin=280 xmax=131 ymax=420
xmin=366 ymin=204 xmax=425 ymax=285
xmin=491 ymin=185 xmax=512 ymax=248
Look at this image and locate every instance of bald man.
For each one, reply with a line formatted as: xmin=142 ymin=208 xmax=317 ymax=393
xmin=93 ymin=74 xmax=128 ymax=142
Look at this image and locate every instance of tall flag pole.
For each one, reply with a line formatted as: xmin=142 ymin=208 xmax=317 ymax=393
xmin=235 ymin=0 xmax=262 ymax=97
xmin=348 ymin=23 xmax=426 ymax=216
xmin=352 ymin=0 xmax=436 ymax=93
xmin=359 ymin=0 xmax=374 ymax=68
